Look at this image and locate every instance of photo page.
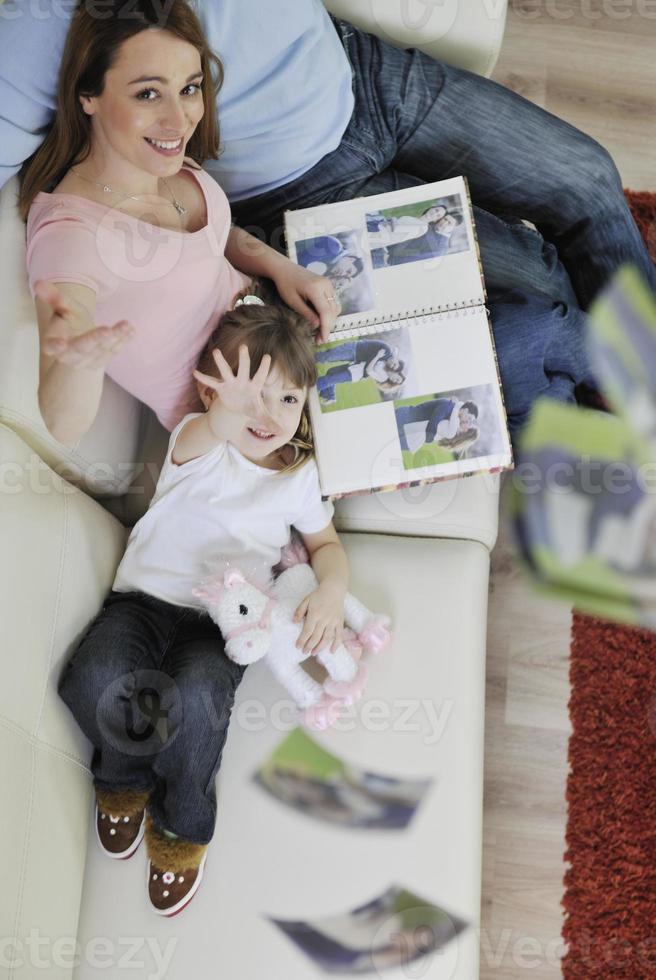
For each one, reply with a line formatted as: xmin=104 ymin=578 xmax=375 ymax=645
xmin=285 ymin=177 xmax=486 ymax=331
xmin=284 ymin=176 xmax=513 ymax=498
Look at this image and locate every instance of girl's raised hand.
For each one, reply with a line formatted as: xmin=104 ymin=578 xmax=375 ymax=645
xmin=193 ymin=344 xmax=282 ymax=434
xmin=36 ymin=280 xmax=135 ymax=371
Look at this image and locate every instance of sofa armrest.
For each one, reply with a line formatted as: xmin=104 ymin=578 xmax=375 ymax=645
xmin=323 ymin=0 xmax=508 ymax=78
xmin=0 ymin=423 xmax=131 ymax=979
xmin=0 ymin=178 xmax=145 ymax=498
xmin=0 ymin=424 xmax=128 ymax=763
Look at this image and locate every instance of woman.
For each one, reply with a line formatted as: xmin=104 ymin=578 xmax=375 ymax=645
xmin=20 ymin=0 xmax=338 ymax=446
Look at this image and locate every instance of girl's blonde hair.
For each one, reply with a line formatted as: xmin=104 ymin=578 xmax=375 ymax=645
xmin=196 ymin=284 xmax=317 ymax=474
xmin=438 ymin=427 xmax=480 ymax=457
xmin=18 ymin=0 xmax=223 ymax=221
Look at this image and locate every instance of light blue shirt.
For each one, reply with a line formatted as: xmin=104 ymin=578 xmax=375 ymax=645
xmin=0 ymin=0 xmax=354 ymax=201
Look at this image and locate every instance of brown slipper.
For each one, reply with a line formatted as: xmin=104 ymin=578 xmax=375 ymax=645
xmin=94 ymin=786 xmax=150 ymax=860
xmin=144 ymin=813 xmax=208 ymax=917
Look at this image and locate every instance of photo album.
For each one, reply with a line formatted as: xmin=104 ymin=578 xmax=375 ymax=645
xmin=284 ymin=176 xmax=513 ymax=500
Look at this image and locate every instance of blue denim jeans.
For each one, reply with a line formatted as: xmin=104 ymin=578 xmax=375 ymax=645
xmin=315 ymin=340 xmax=393 ymax=364
xmin=57 ymin=590 xmax=246 ymax=844
xmin=485 ymin=284 xmax=591 ymax=438
xmin=316 ymin=342 xmax=358 ymax=369
xmin=316 ymin=364 xmax=353 ymax=403
xmin=396 ymin=399 xmax=464 ymax=449
xmin=230 ymin=17 xmax=656 ymax=437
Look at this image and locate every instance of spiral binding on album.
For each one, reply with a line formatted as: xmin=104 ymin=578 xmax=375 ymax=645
xmin=332 ymin=300 xmax=482 ymax=339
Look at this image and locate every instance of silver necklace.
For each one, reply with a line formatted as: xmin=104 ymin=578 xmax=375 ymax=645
xmin=70 ymin=168 xmax=188 ymax=216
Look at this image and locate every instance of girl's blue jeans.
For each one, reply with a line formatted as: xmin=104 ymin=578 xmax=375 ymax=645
xmin=231 ymin=17 xmax=656 ymax=440
xmin=57 ymin=590 xmax=246 ymax=844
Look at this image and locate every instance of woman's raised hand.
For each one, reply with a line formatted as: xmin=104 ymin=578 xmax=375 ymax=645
xmin=272 ymin=264 xmax=340 ymax=343
xmin=193 ymin=344 xmax=282 ymax=435
xmin=35 ymin=280 xmax=135 ymax=370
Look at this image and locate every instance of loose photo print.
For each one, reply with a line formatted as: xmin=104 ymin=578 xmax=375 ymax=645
xmin=394 ymin=383 xmax=506 ymax=471
xmin=315 ymin=328 xmax=416 ymax=414
xmin=366 ymin=193 xmax=469 ymax=269
xmin=293 ymin=229 xmax=375 ymax=316
xmin=254 ymin=728 xmax=432 ymax=830
xmin=268 ymin=883 xmax=468 ymax=974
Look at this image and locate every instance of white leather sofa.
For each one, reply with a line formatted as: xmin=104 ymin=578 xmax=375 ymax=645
xmin=0 ymin=3 xmax=506 ymax=978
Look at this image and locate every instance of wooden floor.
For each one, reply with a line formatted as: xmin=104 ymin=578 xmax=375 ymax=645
xmin=481 ymin=9 xmax=654 ymax=976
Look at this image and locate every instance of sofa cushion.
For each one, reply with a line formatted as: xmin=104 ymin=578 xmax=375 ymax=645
xmin=0 ymin=424 xmax=128 ymax=765
xmin=75 ymin=532 xmax=489 ymax=979
xmin=0 ymin=724 xmax=92 ymax=980
xmin=334 ymin=472 xmax=500 ymax=550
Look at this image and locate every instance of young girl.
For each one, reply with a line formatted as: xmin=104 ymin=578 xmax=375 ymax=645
xmin=57 ymin=297 xmax=348 ymax=917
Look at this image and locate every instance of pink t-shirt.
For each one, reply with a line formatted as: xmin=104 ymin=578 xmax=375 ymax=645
xmin=26 ymin=165 xmax=250 ymax=431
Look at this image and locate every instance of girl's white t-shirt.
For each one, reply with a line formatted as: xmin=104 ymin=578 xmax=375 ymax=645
xmin=113 ymin=414 xmax=334 ymax=609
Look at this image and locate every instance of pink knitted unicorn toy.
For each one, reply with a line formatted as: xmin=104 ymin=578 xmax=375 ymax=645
xmin=193 ymin=548 xmax=391 ymax=731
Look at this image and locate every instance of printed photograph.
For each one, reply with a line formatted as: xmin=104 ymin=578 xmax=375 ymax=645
xmin=254 ymin=728 xmax=432 ymax=830
xmin=314 ymin=328 xmax=415 ymax=413
xmin=366 ymin=193 xmax=469 ymax=269
xmin=394 ymin=383 xmax=506 ymax=470
xmin=269 ymin=883 xmax=468 ymax=974
xmin=294 ymin=229 xmax=375 ymax=316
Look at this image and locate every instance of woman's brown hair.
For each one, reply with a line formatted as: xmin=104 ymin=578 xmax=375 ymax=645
xmin=196 ymin=287 xmax=318 ymax=475
xmin=18 ymin=0 xmax=223 ymax=221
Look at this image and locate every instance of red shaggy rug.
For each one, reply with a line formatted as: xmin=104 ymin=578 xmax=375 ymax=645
xmin=561 ymin=190 xmax=656 ymax=979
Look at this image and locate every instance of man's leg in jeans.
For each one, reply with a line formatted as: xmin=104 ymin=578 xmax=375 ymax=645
xmin=234 ymin=19 xmax=652 ymax=309
xmin=358 ymin=30 xmax=655 ymax=308
xmin=487 ymin=285 xmax=594 ymax=441
xmin=233 ymin=164 xmax=580 ymax=309
xmin=231 ymin=33 xmax=581 ymax=308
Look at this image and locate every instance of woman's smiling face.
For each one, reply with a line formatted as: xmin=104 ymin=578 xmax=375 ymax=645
xmin=79 ymin=28 xmax=204 ymax=178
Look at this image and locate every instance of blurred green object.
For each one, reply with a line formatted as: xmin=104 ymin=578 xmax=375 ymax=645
xmin=512 ymin=265 xmax=656 ymax=628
